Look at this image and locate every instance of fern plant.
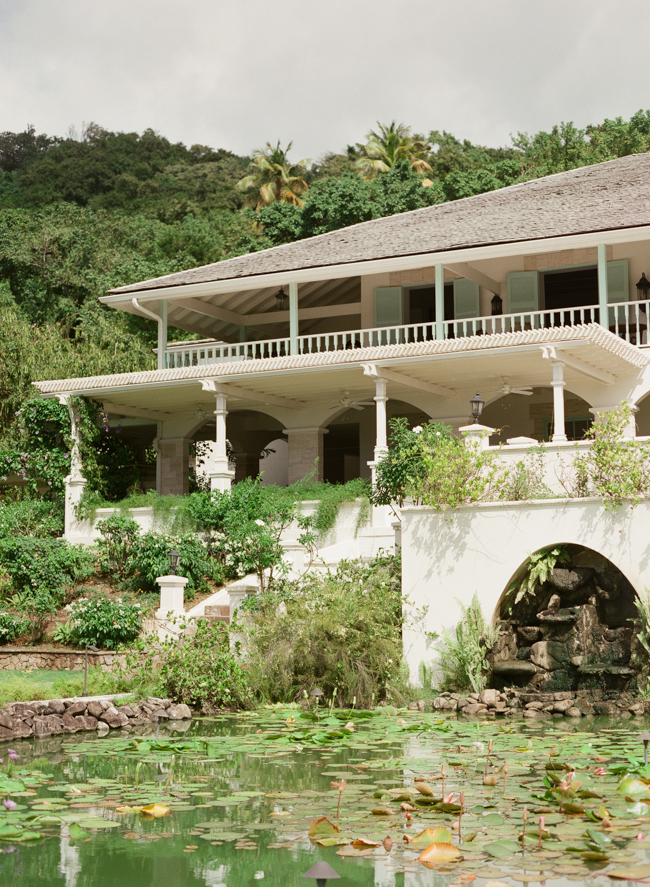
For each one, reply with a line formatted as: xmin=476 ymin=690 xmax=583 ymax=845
xmin=506 ymin=545 xmax=571 ymax=609
xmin=437 ymin=594 xmax=496 ymax=693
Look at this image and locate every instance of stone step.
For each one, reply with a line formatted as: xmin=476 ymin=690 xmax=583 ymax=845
xmin=204 ymin=605 xmax=230 ymax=618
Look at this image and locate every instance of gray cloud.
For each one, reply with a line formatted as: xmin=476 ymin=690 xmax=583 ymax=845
xmin=0 ymin=0 xmax=648 ymax=160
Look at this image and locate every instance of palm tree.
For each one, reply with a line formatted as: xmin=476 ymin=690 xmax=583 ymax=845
xmin=356 ymin=121 xmax=432 ymax=180
xmin=237 ymin=141 xmax=309 ymax=209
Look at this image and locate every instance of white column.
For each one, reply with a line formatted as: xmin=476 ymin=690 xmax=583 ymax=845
xmin=550 ymin=360 xmax=567 ymax=443
xmin=597 ymin=243 xmax=609 ymax=330
xmin=435 ymin=263 xmax=445 ymax=340
xmin=209 ymin=392 xmax=235 ymax=492
xmin=365 ymin=375 xmax=389 ymax=486
xmin=289 ymin=281 xmax=299 ymax=355
xmin=157 ymin=300 xmax=168 ymax=370
xmin=155 ymin=574 xmax=189 ymax=640
xmin=58 ymin=396 xmax=90 ymax=543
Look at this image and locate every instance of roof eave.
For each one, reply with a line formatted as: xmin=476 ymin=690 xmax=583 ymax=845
xmin=101 ymin=223 xmax=650 ymax=309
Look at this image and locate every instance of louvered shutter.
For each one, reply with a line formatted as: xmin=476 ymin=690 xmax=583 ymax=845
xmin=506 ymin=271 xmax=539 ymax=314
xmin=606 ymin=259 xmax=629 ymax=303
xmin=373 ymin=287 xmax=405 ymax=327
xmin=452 ymin=279 xmax=480 ymax=319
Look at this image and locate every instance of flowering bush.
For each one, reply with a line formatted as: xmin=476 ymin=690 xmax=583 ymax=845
xmin=0 ymin=612 xmax=26 ymax=646
xmin=68 ymin=597 xmax=143 ymax=649
xmin=0 ymin=536 xmax=95 ymax=597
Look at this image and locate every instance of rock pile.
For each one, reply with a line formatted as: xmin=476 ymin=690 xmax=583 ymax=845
xmin=430 ymin=688 xmax=649 ymax=718
xmin=0 ymin=697 xmax=192 ymax=740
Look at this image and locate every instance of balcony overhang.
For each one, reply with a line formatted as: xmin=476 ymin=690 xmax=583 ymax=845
xmin=32 ymin=324 xmax=646 ymax=418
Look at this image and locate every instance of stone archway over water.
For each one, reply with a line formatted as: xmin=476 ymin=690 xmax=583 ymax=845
xmin=491 ymin=545 xmax=640 ymax=694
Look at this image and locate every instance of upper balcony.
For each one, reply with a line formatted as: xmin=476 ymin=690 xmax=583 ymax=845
xmin=163 ymin=297 xmax=650 ymax=369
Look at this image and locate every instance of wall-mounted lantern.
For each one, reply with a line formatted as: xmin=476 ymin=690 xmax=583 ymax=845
xmin=636 ymin=274 xmax=650 ymax=301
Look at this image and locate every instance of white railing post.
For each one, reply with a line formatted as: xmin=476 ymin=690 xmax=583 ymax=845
xmin=598 ymin=244 xmax=609 ymax=329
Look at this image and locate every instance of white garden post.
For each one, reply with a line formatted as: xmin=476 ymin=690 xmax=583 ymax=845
xmin=155 ymin=574 xmax=189 ymax=639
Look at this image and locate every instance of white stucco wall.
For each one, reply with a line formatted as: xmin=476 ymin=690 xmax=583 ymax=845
xmin=401 ymin=497 xmax=650 ymax=686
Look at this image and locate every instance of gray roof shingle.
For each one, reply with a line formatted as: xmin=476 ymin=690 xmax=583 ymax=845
xmin=109 ymin=154 xmax=650 ymax=295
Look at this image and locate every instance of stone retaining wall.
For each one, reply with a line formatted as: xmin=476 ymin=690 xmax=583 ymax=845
xmin=0 ymin=696 xmax=193 ymax=741
xmin=428 ymin=687 xmax=649 ymax=718
xmin=0 ymin=647 xmax=125 ymax=672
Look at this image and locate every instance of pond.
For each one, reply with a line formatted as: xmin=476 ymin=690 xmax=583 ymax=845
xmin=2 ymin=708 xmax=650 ymax=886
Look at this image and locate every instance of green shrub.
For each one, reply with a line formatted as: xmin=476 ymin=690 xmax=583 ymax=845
xmin=127 ymin=531 xmax=220 ymax=595
xmin=243 ymin=554 xmax=405 ymax=707
xmin=0 ymin=536 xmax=96 ymax=597
xmin=437 ymin=594 xmax=496 ymax=693
xmin=0 ymin=611 xmax=26 ymax=645
xmin=0 ymin=499 xmax=64 ymax=538
xmin=68 ymin=597 xmax=143 ymax=649
xmin=96 ymin=514 xmax=140 ymax=579
xmin=157 ymin=619 xmax=252 ymax=711
xmin=10 ymin=589 xmax=61 ymax=644
xmin=51 ymin=620 xmax=76 ymax=646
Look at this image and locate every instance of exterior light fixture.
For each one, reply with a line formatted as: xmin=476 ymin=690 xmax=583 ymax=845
xmin=168 ymin=549 xmax=180 ymax=575
xmin=636 ymin=274 xmax=650 ymax=301
xmin=82 ymin=644 xmax=100 ymax=697
xmin=310 ymin=687 xmax=324 ymax=704
xmin=303 ymin=861 xmax=341 ymax=887
xmin=470 ymin=392 xmax=485 ymax=425
xmin=491 ymin=293 xmax=503 ymax=315
xmin=639 ymin=731 xmax=650 ymax=766
xmin=275 ymin=287 xmax=288 ymax=310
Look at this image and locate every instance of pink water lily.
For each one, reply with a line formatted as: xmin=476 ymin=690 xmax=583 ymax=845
xmin=442 ymin=791 xmax=459 ymax=804
xmin=2 ymin=799 xmax=17 ymax=811
xmin=7 ymin=752 xmax=18 ymax=761
xmin=594 ymin=767 xmax=607 ymax=775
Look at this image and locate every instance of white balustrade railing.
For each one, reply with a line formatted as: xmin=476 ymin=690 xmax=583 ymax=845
xmin=165 ymin=336 xmax=291 ymax=368
xmin=165 ymin=299 xmax=650 ymax=368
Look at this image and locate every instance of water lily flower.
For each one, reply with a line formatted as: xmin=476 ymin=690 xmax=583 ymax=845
xmin=473 ymin=741 xmax=484 ymax=750
xmin=7 ymin=750 xmax=17 ymax=761
xmin=636 ymin=833 xmax=646 ymax=840
xmin=2 ymin=799 xmax=17 ymax=811
xmin=594 ymin=767 xmax=607 ymax=775
xmin=443 ymin=792 xmax=458 ymax=804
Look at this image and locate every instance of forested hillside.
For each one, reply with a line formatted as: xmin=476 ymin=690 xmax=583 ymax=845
xmin=2 ymin=112 xmax=650 ymax=447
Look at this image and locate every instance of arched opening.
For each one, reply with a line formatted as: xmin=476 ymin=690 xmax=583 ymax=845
xmin=491 ymin=543 xmax=639 ymax=694
xmin=191 ymin=409 xmax=286 ymax=486
xmin=259 ymin=438 xmax=288 ymax=487
xmin=635 ymin=391 xmax=650 ymax=437
xmin=482 ymin=388 xmax=593 ymax=445
xmin=323 ymin=398 xmax=430 ymax=484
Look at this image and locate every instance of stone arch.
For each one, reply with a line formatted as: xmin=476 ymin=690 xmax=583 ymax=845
xmin=401 ymin=498 xmax=650 ymax=688
xmin=490 ymin=543 xmax=639 ymax=692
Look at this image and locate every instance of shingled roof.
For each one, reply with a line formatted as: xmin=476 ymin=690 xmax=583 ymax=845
xmin=109 ymin=153 xmax=650 ymax=295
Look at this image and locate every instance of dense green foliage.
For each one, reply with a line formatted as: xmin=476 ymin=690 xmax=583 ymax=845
xmin=243 ymin=553 xmax=405 ymax=707
xmin=157 ymin=619 xmax=252 ymax=711
xmin=67 ymin=597 xmax=143 ymax=649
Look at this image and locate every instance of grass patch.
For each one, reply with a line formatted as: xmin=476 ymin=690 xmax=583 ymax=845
xmin=0 ymin=666 xmax=156 ymax=704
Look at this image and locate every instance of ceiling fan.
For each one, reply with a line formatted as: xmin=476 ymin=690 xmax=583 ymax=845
xmin=326 ymin=391 xmax=375 ymax=413
xmin=499 ymin=376 xmax=534 ymax=396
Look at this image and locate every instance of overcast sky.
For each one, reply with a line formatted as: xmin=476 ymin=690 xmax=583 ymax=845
xmin=1 ymin=0 xmax=649 ymax=161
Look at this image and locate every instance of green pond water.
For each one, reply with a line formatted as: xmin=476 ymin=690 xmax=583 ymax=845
xmin=1 ymin=708 xmax=650 ymax=887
